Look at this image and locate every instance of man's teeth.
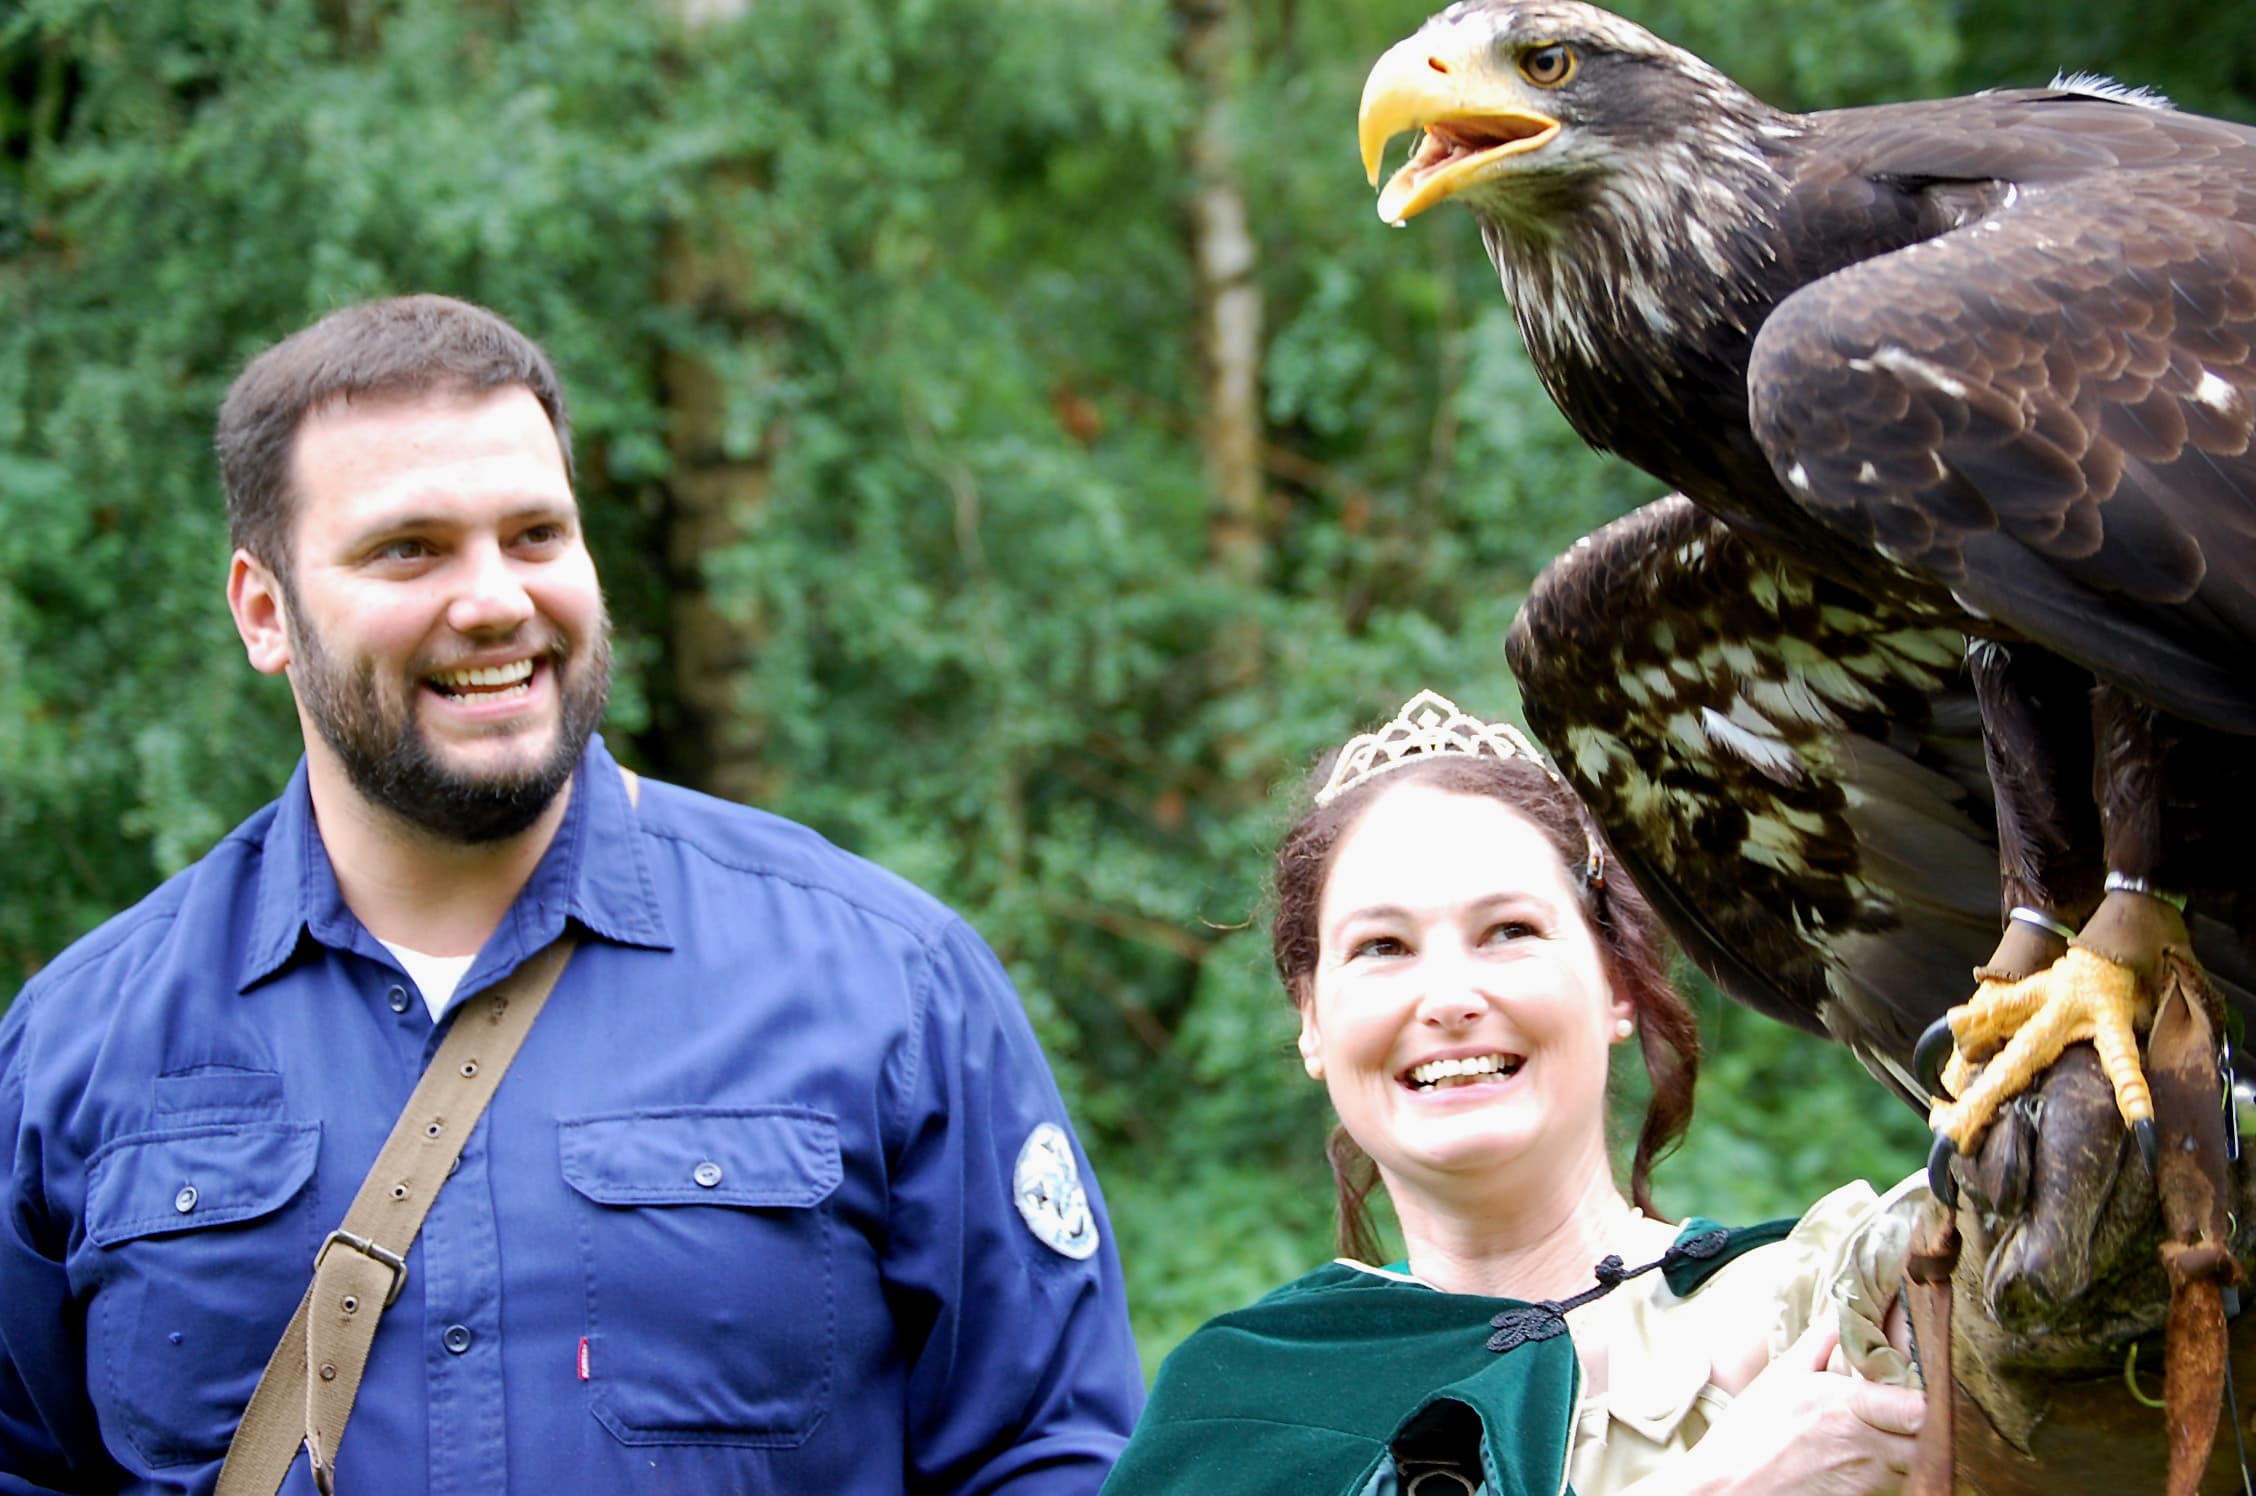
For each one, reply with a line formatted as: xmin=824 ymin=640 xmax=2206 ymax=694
xmin=1408 ymin=1054 xmax=1522 ymax=1089
xmin=430 ymin=660 xmax=535 ymax=696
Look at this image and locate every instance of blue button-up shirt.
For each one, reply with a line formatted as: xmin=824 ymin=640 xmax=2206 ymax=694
xmin=0 ymin=738 xmax=1143 ymax=1494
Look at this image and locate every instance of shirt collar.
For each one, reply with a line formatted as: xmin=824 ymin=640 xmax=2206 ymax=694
xmin=238 ymin=734 xmax=672 ymax=993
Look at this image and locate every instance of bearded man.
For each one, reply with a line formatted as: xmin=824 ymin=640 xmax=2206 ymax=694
xmin=0 ymin=295 xmax=1142 ymax=1496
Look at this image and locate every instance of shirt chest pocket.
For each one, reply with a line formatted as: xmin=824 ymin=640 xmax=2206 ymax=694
xmin=560 ymin=1107 xmax=841 ymax=1449
xmin=82 ymin=1121 xmax=323 ymax=1468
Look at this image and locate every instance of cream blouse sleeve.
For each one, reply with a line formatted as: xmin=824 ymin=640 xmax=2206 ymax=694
xmin=1567 ymin=1175 xmax=1929 ymax=1496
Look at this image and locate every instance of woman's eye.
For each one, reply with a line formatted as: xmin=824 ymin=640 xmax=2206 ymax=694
xmin=1520 ymin=44 xmax=1575 ymax=87
xmin=1484 ymin=920 xmax=1537 ymax=944
xmin=1351 ymin=935 xmax=1408 ymax=960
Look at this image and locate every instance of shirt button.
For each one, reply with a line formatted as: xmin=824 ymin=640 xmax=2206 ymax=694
xmin=174 ymin=1185 xmax=199 ymax=1214
xmin=692 ymin=1161 xmax=724 ymax=1189
xmin=443 ymin=1324 xmax=473 ymax=1355
xmin=386 ymin=984 xmax=411 ymax=1014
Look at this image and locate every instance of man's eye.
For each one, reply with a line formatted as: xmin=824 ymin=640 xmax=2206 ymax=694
xmin=518 ymin=524 xmax=565 ymax=547
xmin=377 ymin=539 xmax=432 ymax=561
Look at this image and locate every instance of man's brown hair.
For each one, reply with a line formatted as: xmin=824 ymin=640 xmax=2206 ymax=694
xmin=215 ymin=294 xmax=575 ymax=570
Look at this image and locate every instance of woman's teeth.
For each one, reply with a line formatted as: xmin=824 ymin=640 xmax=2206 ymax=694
xmin=1407 ymin=1053 xmax=1522 ymax=1090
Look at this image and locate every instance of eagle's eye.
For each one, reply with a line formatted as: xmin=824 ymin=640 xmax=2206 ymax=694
xmin=1519 ymin=43 xmax=1576 ymax=88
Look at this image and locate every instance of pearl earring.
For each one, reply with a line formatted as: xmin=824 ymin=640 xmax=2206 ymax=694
xmin=1614 ymin=1017 xmax=1635 ymax=1041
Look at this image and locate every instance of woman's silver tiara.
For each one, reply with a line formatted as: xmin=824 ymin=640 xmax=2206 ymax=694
xmin=1314 ymin=689 xmax=1606 ymax=887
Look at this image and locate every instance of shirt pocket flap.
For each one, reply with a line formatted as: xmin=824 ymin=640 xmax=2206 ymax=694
xmin=560 ymin=1107 xmax=841 ymax=1209
xmin=85 ymin=1121 xmax=321 ymax=1248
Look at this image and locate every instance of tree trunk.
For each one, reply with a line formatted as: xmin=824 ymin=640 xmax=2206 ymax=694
xmin=1174 ymin=0 xmax=1269 ymax=685
xmin=652 ymin=0 xmax=772 ymax=805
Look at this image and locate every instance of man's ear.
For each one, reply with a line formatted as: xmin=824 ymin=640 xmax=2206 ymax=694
xmin=227 ymin=550 xmax=292 ymax=677
xmin=1297 ymin=1009 xmax=1325 ymax=1080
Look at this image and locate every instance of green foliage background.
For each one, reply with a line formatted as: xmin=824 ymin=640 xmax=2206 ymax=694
xmin=4 ymin=0 xmax=2250 ymax=1373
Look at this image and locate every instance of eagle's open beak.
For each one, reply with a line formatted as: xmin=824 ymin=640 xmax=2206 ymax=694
xmin=1360 ymin=32 xmax=1560 ymax=224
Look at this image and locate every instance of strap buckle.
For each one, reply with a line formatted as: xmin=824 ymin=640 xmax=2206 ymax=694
xmin=314 ymin=1229 xmax=409 ymax=1308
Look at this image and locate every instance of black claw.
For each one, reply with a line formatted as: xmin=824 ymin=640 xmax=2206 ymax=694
xmin=1914 ymin=1016 xmax=1958 ymax=1098
xmin=2133 ymin=1117 xmax=2159 ymax=1177
xmin=1927 ymin=1132 xmax=1960 ymax=1211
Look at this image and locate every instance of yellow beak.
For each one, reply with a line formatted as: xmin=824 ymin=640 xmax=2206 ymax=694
xmin=1359 ymin=31 xmax=1560 ymax=224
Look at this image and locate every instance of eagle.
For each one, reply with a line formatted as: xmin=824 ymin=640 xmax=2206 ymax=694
xmin=1357 ymin=2 xmax=2256 ymax=1487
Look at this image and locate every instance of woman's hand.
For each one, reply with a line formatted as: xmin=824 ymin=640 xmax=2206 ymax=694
xmin=1660 ymin=1318 xmax=1926 ymax=1496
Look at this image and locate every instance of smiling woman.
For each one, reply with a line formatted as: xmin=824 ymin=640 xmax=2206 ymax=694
xmin=1103 ymin=692 xmax=1931 ymax=1496
xmin=1299 ymin=781 xmax=1641 ymax=1258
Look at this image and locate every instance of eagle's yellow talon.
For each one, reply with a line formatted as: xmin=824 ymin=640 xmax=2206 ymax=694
xmin=1923 ymin=945 xmax=2155 ymax=1160
xmin=1940 ymin=1050 xmax=1975 ymax=1099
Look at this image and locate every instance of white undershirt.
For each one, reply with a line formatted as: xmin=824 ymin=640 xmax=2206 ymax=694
xmin=378 ymin=939 xmax=479 ymax=1023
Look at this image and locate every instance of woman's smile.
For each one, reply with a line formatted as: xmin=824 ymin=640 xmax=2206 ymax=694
xmin=1300 ymin=781 xmax=1630 ymax=1201
xmin=1401 ymin=1050 xmax=1525 ymax=1092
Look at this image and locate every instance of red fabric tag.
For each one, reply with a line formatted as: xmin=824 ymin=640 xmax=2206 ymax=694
xmin=577 ymin=1336 xmax=590 ymax=1381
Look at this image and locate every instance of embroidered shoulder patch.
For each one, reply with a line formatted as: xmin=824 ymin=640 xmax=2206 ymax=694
xmin=1012 ymin=1123 xmax=1099 ymax=1260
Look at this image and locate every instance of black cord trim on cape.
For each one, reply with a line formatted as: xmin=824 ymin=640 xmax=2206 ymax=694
xmin=1485 ymin=1226 xmax=1734 ymax=1353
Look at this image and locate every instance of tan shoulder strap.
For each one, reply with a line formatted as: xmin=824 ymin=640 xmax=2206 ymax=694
xmin=215 ymin=938 xmax=574 ymax=1496
xmin=218 ymin=764 xmax=637 ymax=1494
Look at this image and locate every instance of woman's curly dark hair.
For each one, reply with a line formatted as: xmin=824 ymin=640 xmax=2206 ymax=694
xmin=1271 ymin=752 xmax=1700 ymax=1261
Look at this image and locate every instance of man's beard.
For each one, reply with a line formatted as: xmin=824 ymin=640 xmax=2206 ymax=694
xmin=287 ymin=604 xmax=613 ymax=845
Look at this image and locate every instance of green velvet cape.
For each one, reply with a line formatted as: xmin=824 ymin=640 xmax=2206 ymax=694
xmin=1102 ymin=1218 xmax=1790 ymax=1496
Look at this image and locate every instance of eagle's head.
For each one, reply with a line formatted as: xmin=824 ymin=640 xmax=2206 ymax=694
xmin=1360 ymin=1 xmax=1795 ymax=364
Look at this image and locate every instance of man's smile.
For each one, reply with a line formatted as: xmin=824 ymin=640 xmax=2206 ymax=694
xmin=426 ymin=656 xmax=538 ymax=704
